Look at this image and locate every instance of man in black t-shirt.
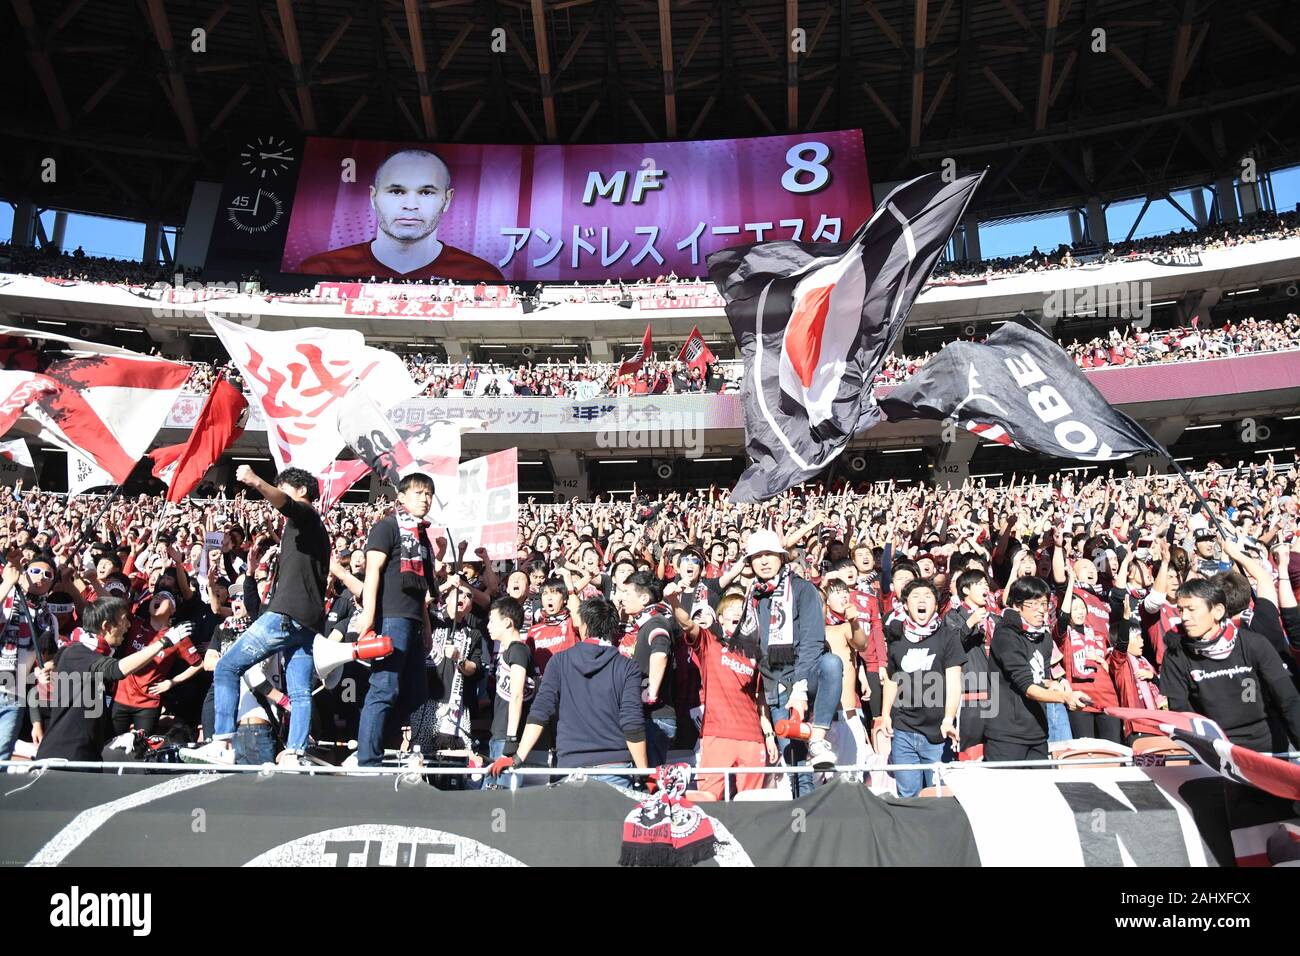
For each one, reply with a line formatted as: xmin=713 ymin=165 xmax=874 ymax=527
xmin=615 ymin=570 xmax=676 ymax=765
xmin=205 ymin=466 xmax=328 ymax=766
xmin=354 ymin=473 xmax=438 ymax=767
xmin=881 ymin=579 xmax=964 ymax=797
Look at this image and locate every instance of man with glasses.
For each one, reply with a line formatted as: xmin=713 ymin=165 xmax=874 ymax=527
xmin=984 ymin=576 xmax=1091 ymax=763
xmin=0 ymin=554 xmax=59 ymax=760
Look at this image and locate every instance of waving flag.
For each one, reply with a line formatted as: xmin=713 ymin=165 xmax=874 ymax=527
xmin=150 ymin=377 xmax=249 ymax=502
xmin=429 ymin=448 xmax=520 ymax=561
xmin=0 ymin=329 xmax=192 ymax=485
xmin=317 ymin=459 xmax=373 ymax=510
xmin=677 ymin=326 xmax=716 ymax=375
xmin=618 ymin=324 xmax=653 ymax=377
xmin=0 ymin=439 xmax=32 ymax=469
xmin=707 ymin=171 xmax=984 ymax=501
xmin=207 ymin=313 xmax=420 ymax=474
xmin=880 ymin=315 xmax=1159 ymax=462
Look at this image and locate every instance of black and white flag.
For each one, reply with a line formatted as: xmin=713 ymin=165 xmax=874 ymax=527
xmin=880 ymin=314 xmax=1160 ymax=461
xmin=707 ymin=171 xmax=984 ymax=501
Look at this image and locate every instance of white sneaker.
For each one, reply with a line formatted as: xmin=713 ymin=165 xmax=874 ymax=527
xmin=807 ymin=738 xmax=837 ymax=771
xmin=181 ymin=741 xmax=235 ymax=765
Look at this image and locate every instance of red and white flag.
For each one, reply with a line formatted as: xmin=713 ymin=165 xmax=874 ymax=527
xmin=150 ymin=377 xmax=249 ymax=502
xmin=207 ymin=313 xmax=420 ymax=474
xmin=0 ymin=439 xmax=32 ymax=469
xmin=317 ymin=459 xmax=373 ymax=510
xmin=618 ymin=325 xmax=653 ymax=377
xmin=429 ymin=448 xmax=519 ymax=561
xmin=334 ymin=388 xmax=476 ymax=497
xmin=3 ymin=355 xmax=191 ymax=485
xmin=677 ymin=326 xmax=716 ymax=376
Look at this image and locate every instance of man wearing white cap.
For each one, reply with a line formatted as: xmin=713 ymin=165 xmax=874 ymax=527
xmin=736 ymin=528 xmax=842 ymax=792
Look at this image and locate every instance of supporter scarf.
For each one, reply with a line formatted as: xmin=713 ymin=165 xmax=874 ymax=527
xmin=395 ymin=504 xmax=433 ymax=585
xmin=621 ymin=602 xmax=671 ymax=656
xmin=74 ymin=626 xmax=111 ymax=656
xmin=225 ymin=612 xmax=252 ymax=635
xmin=1184 ymin=619 xmax=1239 ymax=661
xmin=739 ymin=566 xmax=795 ymax=665
xmin=542 ymin=611 xmax=569 ymax=627
xmin=619 ymin=764 xmax=718 ymax=868
xmin=903 ymin=615 xmax=941 ymax=643
xmin=684 ymin=578 xmax=710 ymax=611
xmin=825 ymin=607 xmax=846 ymax=626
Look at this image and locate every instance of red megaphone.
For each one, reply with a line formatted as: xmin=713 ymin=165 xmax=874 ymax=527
xmin=355 ymin=631 xmax=394 ymax=661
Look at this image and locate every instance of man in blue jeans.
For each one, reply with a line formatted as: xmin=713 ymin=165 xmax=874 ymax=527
xmin=740 ymin=530 xmax=841 ymax=796
xmin=352 ymin=473 xmax=437 ymax=767
xmin=880 ymin=578 xmax=964 ymax=797
xmin=199 ymin=465 xmax=330 ymax=767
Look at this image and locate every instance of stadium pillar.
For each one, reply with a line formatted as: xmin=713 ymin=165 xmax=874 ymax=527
xmin=1236 ymin=178 xmax=1262 ymax=219
xmin=50 ymin=211 xmax=67 ymax=252
xmin=549 ymin=450 xmax=589 ymax=502
xmin=8 ymin=201 xmax=37 ymax=248
xmin=1068 ymin=209 xmax=1083 ymax=245
xmin=1191 ymin=188 xmax=1209 ymax=227
xmin=961 ymin=215 xmax=981 ymax=261
xmin=142 ymin=219 xmax=162 ymax=266
xmin=1175 ymin=288 xmax=1221 ymax=328
xmin=443 ymin=339 xmax=468 ymax=362
xmin=1085 ymin=197 xmax=1108 ymax=246
xmin=589 ymin=339 xmax=614 ymax=362
xmin=932 ymin=429 xmax=979 ymax=489
xmin=1214 ymin=177 xmax=1239 ymax=223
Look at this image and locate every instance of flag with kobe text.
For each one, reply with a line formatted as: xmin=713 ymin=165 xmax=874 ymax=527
xmin=879 ymin=314 xmax=1161 ymax=461
xmin=706 ymin=171 xmax=984 ymax=501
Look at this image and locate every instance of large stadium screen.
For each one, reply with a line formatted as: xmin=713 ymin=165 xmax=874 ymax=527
xmin=263 ymin=131 xmax=871 ymax=283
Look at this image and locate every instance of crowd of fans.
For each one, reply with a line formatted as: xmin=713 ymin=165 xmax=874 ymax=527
xmin=4 ymin=453 xmax=1298 ymax=796
xmin=164 ymin=312 xmax=1299 ymax=399
xmin=5 ymin=208 xmax=1298 ymax=298
xmin=930 ymin=209 xmax=1300 ymax=282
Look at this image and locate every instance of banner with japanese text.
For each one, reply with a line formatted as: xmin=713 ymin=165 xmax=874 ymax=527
xmin=278 ymin=131 xmax=873 ymax=282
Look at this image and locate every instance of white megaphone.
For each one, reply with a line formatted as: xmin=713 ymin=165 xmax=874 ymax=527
xmin=314 ymin=631 xmax=394 ymax=689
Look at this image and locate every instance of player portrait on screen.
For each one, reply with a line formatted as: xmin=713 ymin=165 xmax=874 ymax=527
xmin=298 ymin=148 xmax=504 ymax=281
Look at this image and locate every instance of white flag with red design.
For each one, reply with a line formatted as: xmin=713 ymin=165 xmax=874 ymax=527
xmin=207 ymin=313 xmax=420 ymax=474
xmin=430 ymin=448 xmax=519 ymax=562
xmin=1 ymin=356 xmax=191 ymax=484
xmin=0 ymin=439 xmax=32 ymax=469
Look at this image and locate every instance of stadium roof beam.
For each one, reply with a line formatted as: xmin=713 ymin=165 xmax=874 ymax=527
xmin=276 ymin=0 xmax=318 ymax=134
xmin=1244 ymin=10 xmax=1296 ymax=58
xmin=1033 ymin=0 xmax=1060 ymax=130
xmin=785 ymin=0 xmax=799 ymax=130
xmin=658 ymin=0 xmax=677 ymax=137
xmin=312 ymin=14 xmax=354 ymax=72
xmin=909 ymin=0 xmax=927 ymax=147
xmin=143 ymin=0 xmax=201 ymax=148
xmin=528 ymin=0 xmax=558 ymax=141
xmin=402 ymin=0 xmax=437 ymax=138
xmin=11 ymin=0 xmax=73 ymax=131
xmin=1165 ymin=0 xmax=1193 ymax=107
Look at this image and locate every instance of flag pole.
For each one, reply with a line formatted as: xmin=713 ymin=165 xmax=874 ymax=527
xmin=1116 ymin=410 xmax=1231 ymax=540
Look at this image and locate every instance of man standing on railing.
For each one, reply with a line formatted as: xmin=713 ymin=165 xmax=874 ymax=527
xmin=194 ymin=466 xmax=328 ymax=767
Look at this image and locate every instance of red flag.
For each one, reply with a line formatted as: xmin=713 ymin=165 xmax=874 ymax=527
xmin=618 ymin=325 xmax=653 ymax=377
xmin=317 ymin=459 xmax=372 ymax=510
xmin=156 ymin=378 xmax=249 ymax=502
xmin=676 ymin=326 xmax=716 ymax=376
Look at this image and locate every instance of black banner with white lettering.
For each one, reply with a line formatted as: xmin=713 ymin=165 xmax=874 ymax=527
xmin=880 ymin=315 xmax=1161 ymax=462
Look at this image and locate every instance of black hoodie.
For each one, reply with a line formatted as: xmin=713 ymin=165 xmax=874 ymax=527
xmin=986 ymin=608 xmax=1053 ymax=746
xmin=526 ymin=642 xmax=646 ymax=767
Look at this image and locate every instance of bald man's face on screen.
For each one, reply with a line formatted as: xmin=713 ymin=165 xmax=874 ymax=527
xmin=369 ymin=151 xmax=454 ymax=242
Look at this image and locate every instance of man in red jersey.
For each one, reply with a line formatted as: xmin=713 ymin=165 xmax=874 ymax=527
xmin=299 ymin=149 xmax=504 ymax=281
